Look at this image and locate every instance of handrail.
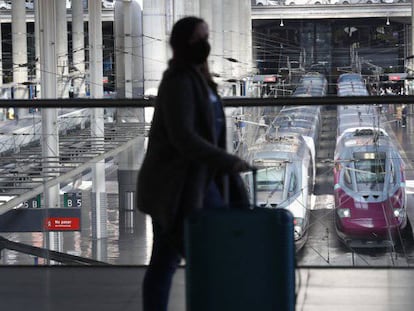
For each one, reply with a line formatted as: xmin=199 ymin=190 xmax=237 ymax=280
xmin=0 ymin=236 xmax=111 ymax=265
xmin=1 ymin=95 xmax=414 ymax=108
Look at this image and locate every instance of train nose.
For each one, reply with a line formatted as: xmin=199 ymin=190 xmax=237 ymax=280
xmin=342 ymin=216 xmax=401 ymax=239
xmin=337 ymin=200 xmax=405 ymax=239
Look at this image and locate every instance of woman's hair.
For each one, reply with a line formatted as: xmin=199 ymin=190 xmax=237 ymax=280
xmin=169 ymin=16 xmax=216 ymax=91
xmin=169 ymin=16 xmax=205 ymax=55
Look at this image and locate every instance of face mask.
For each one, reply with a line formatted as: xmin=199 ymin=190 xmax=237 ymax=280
xmin=188 ymin=39 xmax=211 ymax=64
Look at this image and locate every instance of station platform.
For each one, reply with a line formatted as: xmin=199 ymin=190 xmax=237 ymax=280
xmin=2 ymin=266 xmax=414 ymax=311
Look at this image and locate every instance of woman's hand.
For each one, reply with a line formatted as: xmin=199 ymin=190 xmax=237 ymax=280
xmin=232 ymin=160 xmax=254 ymax=172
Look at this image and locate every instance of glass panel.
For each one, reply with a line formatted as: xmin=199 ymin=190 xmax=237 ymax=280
xmin=0 ymin=3 xmax=411 ymax=272
xmin=235 ymin=99 xmax=413 ymax=267
xmin=354 ymin=158 xmax=386 ymax=184
xmin=255 ymin=166 xmax=286 ymax=191
xmin=0 ymin=107 xmax=152 ymax=265
xmin=0 ymin=102 xmax=411 ymax=268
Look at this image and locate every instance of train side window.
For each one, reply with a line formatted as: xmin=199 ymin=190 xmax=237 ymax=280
xmin=289 ymin=173 xmax=297 ymax=194
xmin=389 ymin=161 xmax=395 ymax=185
xmin=344 ymin=168 xmax=352 ymax=187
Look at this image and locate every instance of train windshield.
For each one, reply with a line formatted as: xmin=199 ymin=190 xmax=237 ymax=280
xmin=253 ymin=160 xmax=286 ymax=192
xmin=353 ymin=152 xmax=386 ymax=190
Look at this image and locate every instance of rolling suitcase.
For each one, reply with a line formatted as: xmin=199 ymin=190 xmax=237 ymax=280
xmin=184 ymin=170 xmax=295 ymax=311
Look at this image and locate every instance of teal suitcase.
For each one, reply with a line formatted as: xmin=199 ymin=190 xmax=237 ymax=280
xmin=184 ymin=206 xmax=295 ymax=311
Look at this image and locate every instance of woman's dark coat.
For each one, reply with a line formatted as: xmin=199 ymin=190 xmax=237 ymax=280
xmin=136 ymin=61 xmax=248 ymax=246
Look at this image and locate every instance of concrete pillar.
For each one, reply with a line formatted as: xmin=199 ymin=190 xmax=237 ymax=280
xmin=56 ymin=0 xmax=69 ymax=98
xmin=12 ymin=0 xmax=28 ymax=119
xmin=199 ymin=1 xmax=212 ymax=27
xmin=92 ymin=239 xmax=108 ymax=263
xmin=88 ymin=0 xmax=107 ymax=241
xmin=117 ymin=140 xmax=145 ymax=213
xmin=34 ymin=0 xmax=41 ymax=98
xmin=244 ymin=0 xmax=254 ymax=76
xmin=114 ymin=0 xmax=146 ymax=212
xmin=236 ymin=0 xmax=254 ymax=95
xmin=231 ymin=0 xmax=240 ymax=80
xmin=199 ymin=0 xmax=214 ymax=93
xmin=412 ymin=0 xmax=414 ymax=62
xmin=410 ymin=0 xmax=414 ymax=95
xmin=143 ymin=0 xmax=168 ymax=96
xmin=0 ymin=21 xmax=2 ymax=88
xmin=0 ymin=17 xmax=4 ymax=120
xmin=72 ymin=0 xmax=86 ymax=97
xmin=114 ymin=1 xmax=127 ymax=99
xmin=211 ymin=0 xmax=224 ymax=83
xmin=38 ymin=0 xmax=61 ymax=255
xmin=173 ymin=0 xmax=200 ymax=21
xmin=222 ymin=0 xmax=234 ymax=95
xmin=115 ymin=0 xmax=144 ymax=99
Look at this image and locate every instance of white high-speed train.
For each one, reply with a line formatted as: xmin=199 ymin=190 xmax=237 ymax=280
xmin=242 ymin=72 xmax=327 ymax=250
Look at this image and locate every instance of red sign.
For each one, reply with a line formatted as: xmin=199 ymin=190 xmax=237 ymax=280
xmin=264 ymin=76 xmax=277 ymax=82
xmin=389 ymin=75 xmax=401 ymax=81
xmin=45 ymin=217 xmax=80 ymax=231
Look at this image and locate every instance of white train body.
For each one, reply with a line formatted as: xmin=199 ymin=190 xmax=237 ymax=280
xmin=241 ymin=72 xmax=327 ymax=250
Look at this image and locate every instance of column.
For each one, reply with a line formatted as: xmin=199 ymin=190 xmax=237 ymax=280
xmin=143 ymin=0 xmax=168 ymax=96
xmin=115 ymin=0 xmax=144 ymax=99
xmin=56 ymin=0 xmax=69 ymax=98
xmin=88 ymin=0 xmax=107 ymax=241
xmin=244 ymin=0 xmax=253 ymax=76
xmin=211 ymin=0 xmax=224 ymax=84
xmin=200 ymin=1 xmax=212 ymax=27
xmin=34 ymin=0 xmax=41 ymax=98
xmin=239 ymin=0 xmax=253 ymax=76
xmin=231 ymin=0 xmax=240 ymax=81
xmin=410 ymin=0 xmax=414 ymax=96
xmin=12 ymin=0 xmax=28 ymax=119
xmin=72 ymin=0 xmax=86 ymax=97
xmin=38 ymin=0 xmax=61 ymax=255
xmin=0 ymin=15 xmax=4 ymax=120
xmin=173 ymin=0 xmax=200 ymax=21
xmin=223 ymin=0 xmax=234 ymax=95
xmin=114 ymin=0 xmax=146 ymax=212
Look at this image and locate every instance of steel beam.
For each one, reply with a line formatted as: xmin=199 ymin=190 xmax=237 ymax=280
xmin=252 ymin=3 xmax=412 ymax=20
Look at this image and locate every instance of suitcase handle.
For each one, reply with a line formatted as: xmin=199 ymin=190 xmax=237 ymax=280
xmin=252 ymin=167 xmax=257 ymax=208
xmin=224 ymin=167 xmax=257 ymax=209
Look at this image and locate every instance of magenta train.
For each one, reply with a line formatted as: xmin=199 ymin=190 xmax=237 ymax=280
xmin=334 ymin=73 xmax=409 ymax=248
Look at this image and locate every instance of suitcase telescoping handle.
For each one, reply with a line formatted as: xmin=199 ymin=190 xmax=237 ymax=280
xmin=224 ymin=167 xmax=257 ymax=209
xmin=251 ymin=167 xmax=257 ymax=209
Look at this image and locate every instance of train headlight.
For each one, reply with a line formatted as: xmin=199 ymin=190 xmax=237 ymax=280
xmin=393 ymin=209 xmax=405 ymax=218
xmin=293 ymin=217 xmax=304 ymax=240
xmin=294 ymin=226 xmax=302 ymax=240
xmin=338 ymin=208 xmax=351 ymax=218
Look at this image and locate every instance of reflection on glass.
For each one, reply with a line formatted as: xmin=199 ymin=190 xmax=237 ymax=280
xmin=354 ymin=158 xmax=386 ymax=184
xmin=255 ymin=166 xmax=285 ymax=191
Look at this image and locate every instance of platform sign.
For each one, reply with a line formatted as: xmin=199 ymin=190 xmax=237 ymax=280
xmin=23 ymin=195 xmax=41 ymax=209
xmin=63 ymin=192 xmax=82 ymax=208
xmin=0 ymin=208 xmax=81 ymax=232
xmin=45 ymin=217 xmax=80 ymax=231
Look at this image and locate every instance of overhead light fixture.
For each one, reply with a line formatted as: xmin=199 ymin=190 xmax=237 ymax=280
xmin=386 ymin=16 xmax=390 ymax=26
xmin=280 ymin=18 xmax=284 ymax=27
